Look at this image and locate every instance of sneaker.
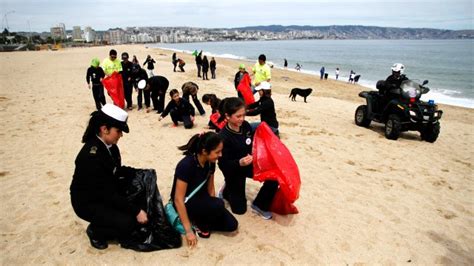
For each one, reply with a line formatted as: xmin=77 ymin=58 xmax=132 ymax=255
xmin=193 ymin=227 xmax=211 ymax=239
xmin=251 ymin=204 xmax=272 ymax=220
xmin=217 ymin=183 xmax=226 ymax=199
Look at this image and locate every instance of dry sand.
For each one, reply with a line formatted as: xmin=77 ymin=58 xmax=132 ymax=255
xmin=0 ymin=45 xmax=473 ymax=265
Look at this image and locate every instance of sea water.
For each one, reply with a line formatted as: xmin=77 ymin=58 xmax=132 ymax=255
xmin=152 ymin=39 xmax=474 ymax=108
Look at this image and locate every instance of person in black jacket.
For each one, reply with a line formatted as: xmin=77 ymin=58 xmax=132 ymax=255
xmin=171 ymin=132 xmax=238 ymax=246
xmin=246 ymin=82 xmax=279 ymax=136
xmin=202 ymin=56 xmax=209 ymax=80
xmin=210 ymin=57 xmax=216 ymax=79
xmin=146 ymin=76 xmax=169 ymax=114
xmin=172 ymin=53 xmax=177 ymax=72
xmin=234 ymin=64 xmax=251 ymax=99
xmin=181 ymin=81 xmax=206 ymax=115
xmin=159 ymin=89 xmax=195 ymax=129
xmin=143 ymin=55 xmax=156 ymax=77
xmin=195 ymin=51 xmax=202 ymax=78
xmin=70 ymin=104 xmax=148 ymax=250
xmin=121 ymin=52 xmax=134 ymax=110
xmin=86 ymin=58 xmax=106 ymax=110
xmin=217 ymin=97 xmax=278 ymax=219
xmin=131 ymin=64 xmax=149 ymax=111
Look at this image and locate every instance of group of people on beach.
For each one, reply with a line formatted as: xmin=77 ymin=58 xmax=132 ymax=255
xmin=76 ymin=50 xmax=283 ymax=251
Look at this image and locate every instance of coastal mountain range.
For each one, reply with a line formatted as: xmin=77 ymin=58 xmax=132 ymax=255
xmin=231 ymin=25 xmax=474 ymax=39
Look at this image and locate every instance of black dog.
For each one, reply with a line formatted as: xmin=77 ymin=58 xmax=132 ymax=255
xmin=289 ymin=88 xmax=313 ymax=103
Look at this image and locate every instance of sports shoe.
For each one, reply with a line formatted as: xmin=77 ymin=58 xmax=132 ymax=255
xmin=193 ymin=226 xmax=211 ymax=239
xmin=217 ymin=183 xmax=226 ymax=199
xmin=251 ymin=203 xmax=272 ymax=220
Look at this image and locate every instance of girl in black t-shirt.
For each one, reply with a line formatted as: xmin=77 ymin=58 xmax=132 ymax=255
xmin=170 ymin=132 xmax=238 ymax=247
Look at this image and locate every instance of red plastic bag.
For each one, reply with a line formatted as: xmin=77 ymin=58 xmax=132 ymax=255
xmin=102 ymin=72 xmax=125 ymax=109
xmin=237 ymin=73 xmax=255 ymax=106
xmin=253 ymin=122 xmax=300 ymax=214
xmin=210 ymin=112 xmax=227 ymax=129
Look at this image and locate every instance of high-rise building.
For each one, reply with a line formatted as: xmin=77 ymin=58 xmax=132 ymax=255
xmin=50 ymin=23 xmax=66 ymax=40
xmin=108 ymin=28 xmax=126 ymax=44
xmin=84 ymin=26 xmax=96 ymax=43
xmin=72 ymin=26 xmax=83 ymax=41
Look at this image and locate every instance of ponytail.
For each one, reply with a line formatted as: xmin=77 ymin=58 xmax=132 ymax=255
xmin=81 ymin=111 xmax=111 ymax=143
xmin=178 ymin=132 xmax=222 ymax=155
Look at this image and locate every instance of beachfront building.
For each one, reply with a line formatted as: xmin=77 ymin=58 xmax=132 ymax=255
xmin=50 ymin=23 xmax=66 ymax=40
xmin=72 ymin=26 xmax=84 ymax=42
xmin=84 ymin=26 xmax=96 ymax=43
xmin=107 ymin=28 xmax=126 ymax=44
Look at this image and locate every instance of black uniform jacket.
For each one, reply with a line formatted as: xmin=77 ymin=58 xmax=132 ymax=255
xmin=70 ymin=137 xmax=140 ymax=216
xmin=218 ymin=121 xmax=254 ymax=179
xmin=246 ymin=96 xmax=279 ymax=129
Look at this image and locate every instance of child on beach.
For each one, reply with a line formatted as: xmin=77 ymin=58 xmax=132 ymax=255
xmin=335 ymin=68 xmax=340 ymax=80
xmin=86 ymin=58 xmax=106 ymax=110
xmin=172 ymin=53 xmax=177 ymax=72
xmin=218 ymin=97 xmax=279 ymax=219
xmin=210 ymin=57 xmax=216 ymax=79
xmin=202 ymin=56 xmax=209 ymax=80
xmin=159 ymin=89 xmax=195 ymax=129
xmin=171 ymin=132 xmax=238 ymax=246
xmin=202 ymin=93 xmax=223 ymax=131
xmin=143 ymin=55 xmax=156 ymax=77
xmin=246 ymin=82 xmax=279 ymax=136
xmin=234 ymin=64 xmax=251 ymax=99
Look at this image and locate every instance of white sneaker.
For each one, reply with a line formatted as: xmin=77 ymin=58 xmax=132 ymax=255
xmin=251 ymin=203 xmax=272 ymax=220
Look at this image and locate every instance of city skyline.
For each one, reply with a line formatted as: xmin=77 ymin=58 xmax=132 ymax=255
xmin=1 ymin=0 xmax=473 ymax=32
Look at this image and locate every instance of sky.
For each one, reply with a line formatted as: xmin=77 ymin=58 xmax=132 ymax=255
xmin=1 ymin=0 xmax=473 ymax=32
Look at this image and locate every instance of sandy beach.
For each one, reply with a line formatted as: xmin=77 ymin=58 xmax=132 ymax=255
xmin=0 ymin=44 xmax=473 ymax=264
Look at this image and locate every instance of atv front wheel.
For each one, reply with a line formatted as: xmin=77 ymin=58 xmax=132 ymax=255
xmin=355 ymin=105 xmax=371 ymax=127
xmin=421 ymin=122 xmax=440 ymax=143
xmin=385 ymin=114 xmax=401 ymax=140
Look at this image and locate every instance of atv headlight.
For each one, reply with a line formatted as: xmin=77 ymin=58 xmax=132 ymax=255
xmin=409 ymin=110 xmax=416 ymax=116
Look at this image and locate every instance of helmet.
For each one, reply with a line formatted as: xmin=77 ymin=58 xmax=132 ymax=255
xmin=391 ymin=63 xmax=405 ymax=74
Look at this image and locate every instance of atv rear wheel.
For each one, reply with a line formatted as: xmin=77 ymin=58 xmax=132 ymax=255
xmin=385 ymin=114 xmax=401 ymax=140
xmin=421 ymin=122 xmax=440 ymax=143
xmin=355 ymin=105 xmax=371 ymax=127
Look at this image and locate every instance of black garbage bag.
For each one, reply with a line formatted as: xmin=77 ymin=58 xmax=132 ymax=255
xmin=119 ymin=169 xmax=182 ymax=251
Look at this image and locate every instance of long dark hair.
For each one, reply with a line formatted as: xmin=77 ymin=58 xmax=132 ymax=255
xmin=202 ymin=94 xmax=221 ymax=112
xmin=219 ymin=97 xmax=245 ymax=119
xmin=178 ymin=132 xmax=222 ymax=156
xmin=81 ymin=111 xmax=112 ymax=143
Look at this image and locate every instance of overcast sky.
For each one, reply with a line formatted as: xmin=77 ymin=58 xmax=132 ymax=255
xmin=1 ymin=0 xmax=472 ymax=32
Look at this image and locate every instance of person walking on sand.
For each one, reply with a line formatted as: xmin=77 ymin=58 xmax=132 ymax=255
xmin=210 ymin=57 xmax=216 ymax=79
xmin=335 ymin=67 xmax=340 ymax=80
xmin=284 ymin=59 xmax=288 ymax=68
xmin=252 ymin=54 xmax=271 ymax=87
xmin=202 ymin=56 xmax=209 ymax=80
xmin=101 ymin=49 xmax=122 ymax=76
xmin=143 ymin=55 xmax=156 ymax=77
xmin=86 ymin=58 xmax=106 ymax=110
xmin=172 ymin=53 xmax=177 ymax=72
xmin=320 ymin=66 xmax=325 ymax=80
xmin=195 ymin=51 xmax=203 ymax=78
xmin=171 ymin=132 xmax=238 ymax=246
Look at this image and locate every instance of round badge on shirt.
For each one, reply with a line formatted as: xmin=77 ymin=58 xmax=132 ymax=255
xmin=246 ymin=138 xmax=252 ymax=145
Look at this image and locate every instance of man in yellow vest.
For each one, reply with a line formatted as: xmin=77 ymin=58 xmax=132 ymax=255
xmin=101 ymin=49 xmax=123 ymax=76
xmin=251 ymin=54 xmax=271 ymax=87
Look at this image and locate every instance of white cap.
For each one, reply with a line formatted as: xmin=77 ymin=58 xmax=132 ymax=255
xmin=391 ymin=63 xmax=405 ymax=74
xmin=137 ymin=79 xmax=146 ymax=89
xmin=100 ymin=104 xmax=129 ymax=132
xmin=255 ymin=81 xmax=272 ymax=91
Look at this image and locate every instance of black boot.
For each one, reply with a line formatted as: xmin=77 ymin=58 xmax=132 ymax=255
xmin=86 ymin=225 xmax=108 ymax=250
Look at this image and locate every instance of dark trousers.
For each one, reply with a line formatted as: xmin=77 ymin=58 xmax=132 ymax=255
xmin=202 ymin=71 xmax=208 ymax=80
xmin=211 ymin=68 xmax=216 ymax=79
xmin=151 ymin=90 xmax=166 ymax=113
xmin=222 ymin=174 xmax=248 ymax=214
xmin=196 ymin=64 xmax=201 ymax=77
xmin=123 ymin=81 xmax=133 ymax=108
xmin=186 ymin=196 xmax=238 ymax=232
xmin=179 ymin=64 xmax=185 ymax=72
xmin=170 ymin=111 xmax=193 ymax=129
xmin=92 ymin=84 xmax=106 ymax=110
xmin=173 ymin=62 xmax=177 ymax=72
xmin=252 ymin=180 xmax=279 ymax=211
xmin=182 ymin=92 xmax=205 ymax=115
xmin=137 ymin=89 xmax=151 ymax=109
xmin=72 ymin=200 xmax=136 ymax=241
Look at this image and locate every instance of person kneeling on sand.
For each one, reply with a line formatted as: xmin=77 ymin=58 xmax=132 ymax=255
xmin=218 ymin=97 xmax=279 ymax=219
xmin=171 ymin=132 xmax=238 ymax=247
xmin=245 ymin=82 xmax=279 ymax=137
xmin=70 ymin=104 xmax=148 ymax=250
xmin=159 ymin=89 xmax=195 ymax=129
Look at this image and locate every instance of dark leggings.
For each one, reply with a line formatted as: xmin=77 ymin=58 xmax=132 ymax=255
xmin=182 ymin=92 xmax=205 ymax=115
xmin=186 ymin=196 xmax=238 ymax=232
xmin=92 ymin=84 xmax=106 ymax=110
xmin=170 ymin=111 xmax=193 ymax=129
xmin=123 ymin=81 xmax=133 ymax=108
xmin=137 ymin=89 xmax=151 ymax=109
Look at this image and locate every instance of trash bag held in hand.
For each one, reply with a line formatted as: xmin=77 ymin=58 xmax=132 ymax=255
xmin=210 ymin=112 xmax=227 ymax=129
xmin=120 ymin=169 xmax=182 ymax=251
xmin=102 ymin=72 xmax=125 ymax=108
xmin=253 ymin=122 xmax=301 ymax=214
xmin=237 ymin=73 xmax=255 ymax=106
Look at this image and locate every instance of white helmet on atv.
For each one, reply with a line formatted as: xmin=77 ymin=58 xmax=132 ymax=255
xmin=391 ymin=63 xmax=405 ymax=74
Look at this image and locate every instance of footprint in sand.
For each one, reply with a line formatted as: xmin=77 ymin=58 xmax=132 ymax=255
xmin=436 ymin=209 xmax=457 ymax=220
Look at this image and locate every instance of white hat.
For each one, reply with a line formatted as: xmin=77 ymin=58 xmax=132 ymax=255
xmin=137 ymin=79 xmax=147 ymax=89
xmin=255 ymin=81 xmax=272 ymax=91
xmin=100 ymin=104 xmax=129 ymax=133
xmin=391 ymin=63 xmax=405 ymax=74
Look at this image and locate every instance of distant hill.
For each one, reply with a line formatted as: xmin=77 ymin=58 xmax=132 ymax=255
xmin=231 ymin=25 xmax=474 ymax=39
